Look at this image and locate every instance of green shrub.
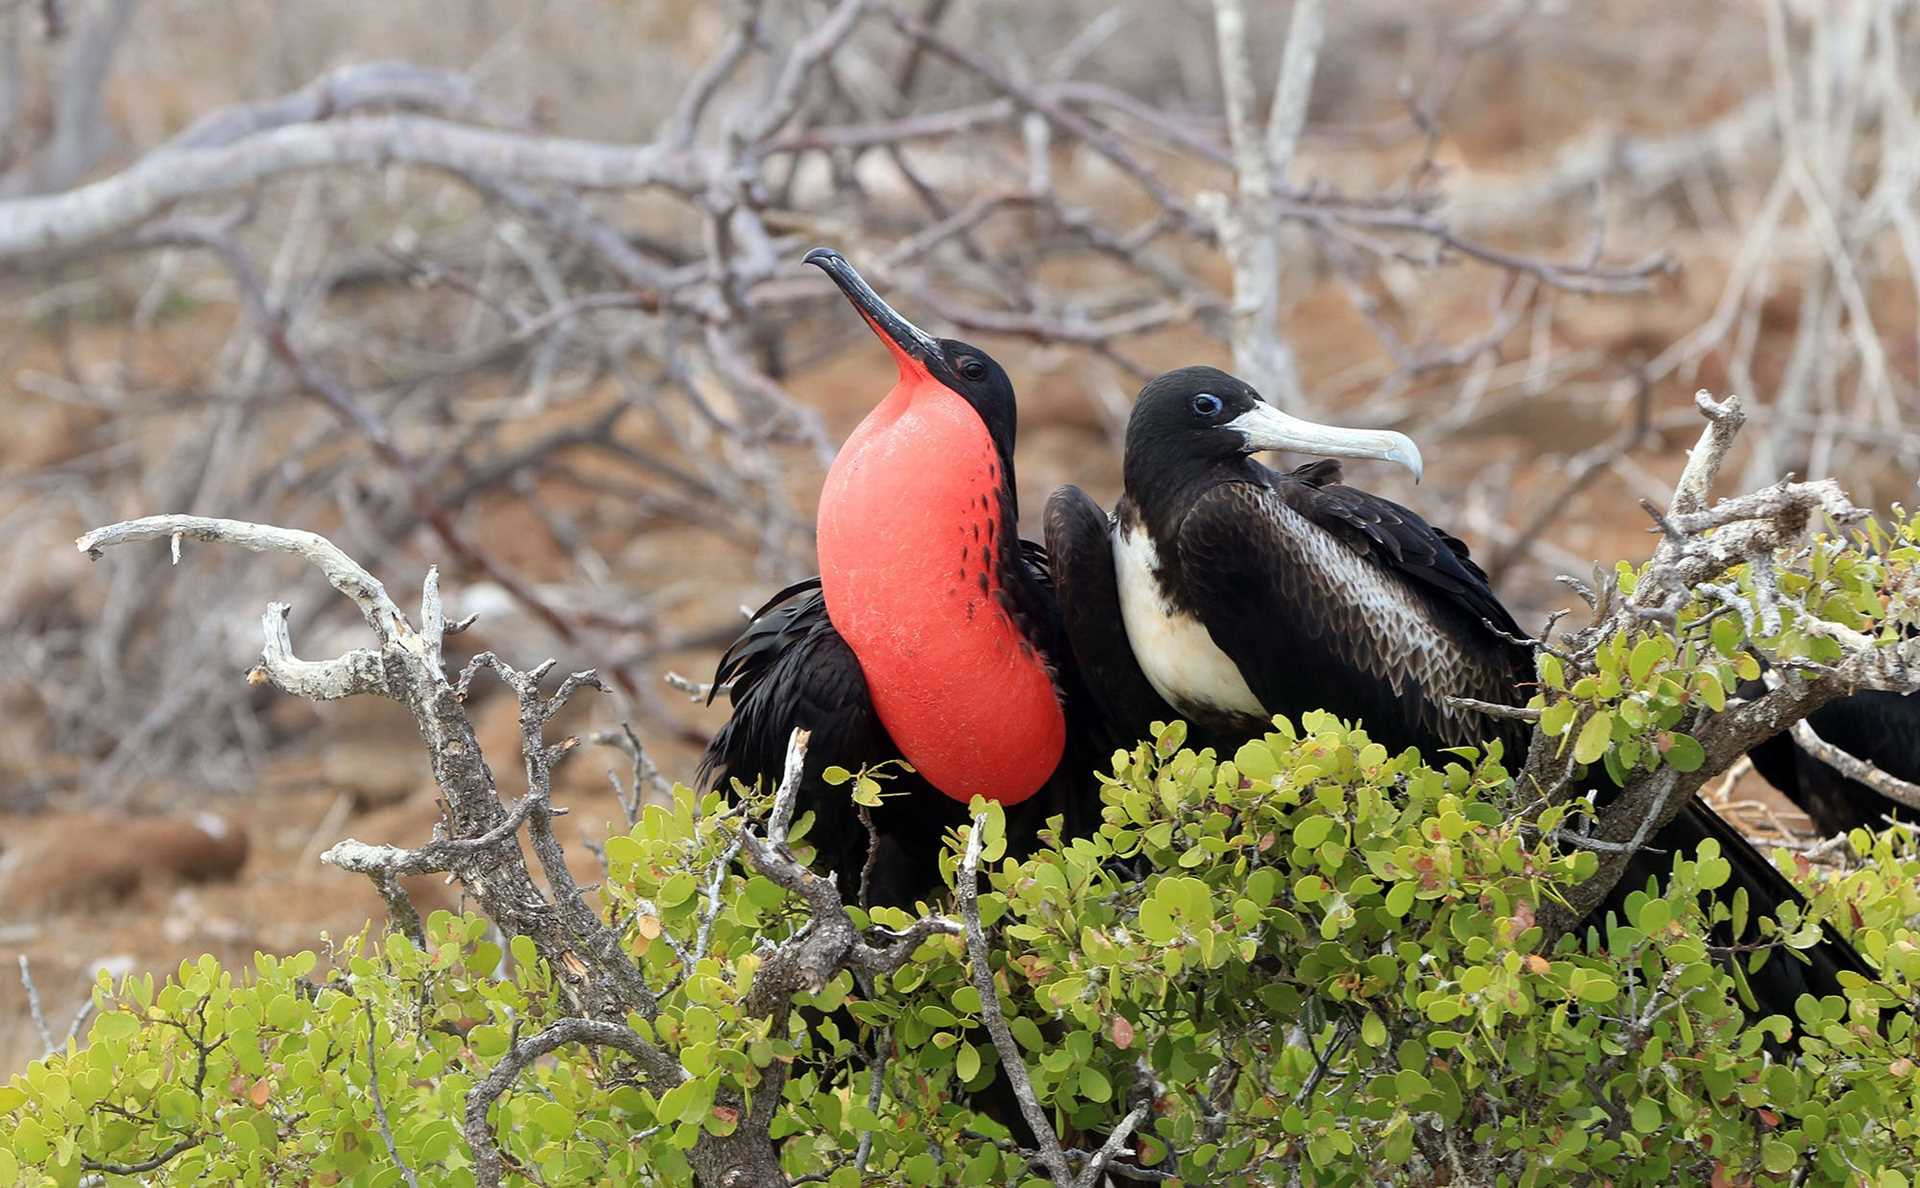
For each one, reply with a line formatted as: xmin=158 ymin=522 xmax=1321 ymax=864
xmin=6 ymin=711 xmax=1917 ymax=1186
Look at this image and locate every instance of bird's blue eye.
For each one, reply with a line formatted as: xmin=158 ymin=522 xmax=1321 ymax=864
xmin=1190 ymin=393 xmax=1224 ymax=418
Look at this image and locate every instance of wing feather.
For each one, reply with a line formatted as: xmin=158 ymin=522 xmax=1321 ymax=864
xmin=1175 ymin=473 xmax=1525 ymax=755
xmin=700 ymin=582 xmax=962 ymax=907
xmin=1044 ymin=485 xmax=1180 ymax=742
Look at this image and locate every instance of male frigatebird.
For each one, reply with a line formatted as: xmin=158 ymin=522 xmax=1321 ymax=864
xmin=1747 ymin=687 xmax=1919 ymax=835
xmin=701 ymin=250 xmax=1103 ymax=910
xmin=1046 ymin=365 xmax=1872 ymax=1011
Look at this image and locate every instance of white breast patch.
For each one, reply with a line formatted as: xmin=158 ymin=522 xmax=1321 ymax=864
xmin=1113 ymin=524 xmax=1266 ymax=719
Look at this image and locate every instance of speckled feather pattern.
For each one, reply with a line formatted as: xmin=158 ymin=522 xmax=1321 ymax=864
xmin=1111 ymin=461 xmax=1532 ymax=754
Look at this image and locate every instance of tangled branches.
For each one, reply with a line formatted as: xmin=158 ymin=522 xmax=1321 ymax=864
xmin=1510 ymin=393 xmax=1920 ymax=936
xmin=74 ymin=513 xmax=964 ymax=1187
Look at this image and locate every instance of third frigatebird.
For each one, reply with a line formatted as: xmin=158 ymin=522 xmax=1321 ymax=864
xmin=1046 ymin=365 xmax=1873 ymax=1011
xmin=1748 ymin=685 xmax=1920 ymax=835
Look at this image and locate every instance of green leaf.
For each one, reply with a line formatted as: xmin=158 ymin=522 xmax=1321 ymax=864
xmin=1628 ymin=635 xmax=1665 ymax=684
xmin=1234 ymin=741 xmax=1278 ymax=782
xmin=1712 ymin=615 xmax=1743 ymax=657
xmin=955 ymin=1042 xmax=981 ymax=1082
xmin=658 ymin=872 xmax=698 ymax=907
xmin=1761 ymin=1139 xmax=1797 ymax=1174
xmin=1630 ymin=1097 xmax=1661 ymax=1133
xmin=1385 ymin=881 xmax=1416 ymax=918
xmin=1079 ymin=1066 xmax=1113 ymax=1103
xmin=603 ymin=835 xmax=644 ymax=867
xmin=1139 ymin=898 xmax=1178 ymax=944
xmin=90 ymin=1011 xmax=139 ymax=1043
xmin=821 ymin=765 xmax=852 ymax=786
xmin=1635 ymin=897 xmax=1673 ymax=933
xmin=1666 ymin=733 xmax=1706 ymax=772
xmin=1573 ymin=710 xmax=1615 ymax=765
xmin=1541 ymin=698 xmax=1576 ymax=738
xmin=1294 ymin=816 xmax=1335 ymax=849
xmin=1361 ymin=1013 xmax=1387 ymax=1048
xmin=1574 ymin=972 xmax=1618 ymax=1004
xmin=1694 ymin=671 xmax=1726 ymax=712
xmin=743 ymin=875 xmax=785 ymax=911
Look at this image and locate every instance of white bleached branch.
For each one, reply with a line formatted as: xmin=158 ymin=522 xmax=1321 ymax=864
xmin=78 ymin=515 xmax=409 ymax=640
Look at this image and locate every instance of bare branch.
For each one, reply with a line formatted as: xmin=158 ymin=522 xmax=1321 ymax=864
xmin=0 ymin=114 xmax=705 ymax=261
xmin=464 ymin=1018 xmax=684 ymax=1188
xmin=167 ymin=61 xmax=522 ymax=152
xmin=17 ymin=955 xmax=54 ymax=1055
xmin=1671 ymin=390 xmax=1747 ymax=516
xmin=1076 ymin=1103 xmax=1153 ymax=1188
xmin=5 ymin=0 xmax=132 ymax=196
xmin=1447 ymin=696 xmax=1542 ymax=723
xmin=1774 ymin=683 xmax=1920 ymax=811
xmin=255 ymin=602 xmax=390 ymax=701
xmin=75 ymin=513 xmax=661 ymax=1034
xmin=76 ymin=515 xmax=409 ymax=639
xmin=958 ymin=809 xmax=1074 ymax=1186
xmin=364 ymin=1003 xmax=423 ymax=1188
xmin=1204 ymin=0 xmax=1321 ymax=406
xmin=1263 ymin=0 xmax=1327 ymax=192
xmin=320 ymin=790 xmax=544 ymax=880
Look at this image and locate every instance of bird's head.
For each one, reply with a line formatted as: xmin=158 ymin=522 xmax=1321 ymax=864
xmin=1125 ymin=365 xmax=1423 ymax=490
xmin=804 ymin=247 xmax=1017 ymax=458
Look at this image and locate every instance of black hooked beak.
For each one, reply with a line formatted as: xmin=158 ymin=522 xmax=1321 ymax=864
xmin=804 ymin=247 xmax=941 ymax=375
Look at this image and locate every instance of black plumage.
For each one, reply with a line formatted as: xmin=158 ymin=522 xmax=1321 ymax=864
xmin=1046 ymin=365 xmax=1874 ymax=1013
xmin=1747 ymin=687 xmax=1920 ymax=835
xmin=700 ymin=559 xmax=1105 ymax=911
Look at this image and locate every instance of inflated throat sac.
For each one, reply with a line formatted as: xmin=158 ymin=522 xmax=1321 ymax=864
xmin=817 ymin=382 xmax=1065 ymax=804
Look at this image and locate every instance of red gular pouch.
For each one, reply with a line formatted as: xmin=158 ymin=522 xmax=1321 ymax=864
xmin=814 ymin=298 xmax=1065 ymax=807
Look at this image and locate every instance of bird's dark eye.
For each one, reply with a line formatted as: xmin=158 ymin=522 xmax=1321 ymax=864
xmin=956 ymin=356 xmax=988 ymax=382
xmin=1190 ymin=392 xmax=1224 ymax=418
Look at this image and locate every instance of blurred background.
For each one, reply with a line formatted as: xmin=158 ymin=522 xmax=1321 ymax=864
xmin=3 ymin=0 xmax=1917 ymax=1073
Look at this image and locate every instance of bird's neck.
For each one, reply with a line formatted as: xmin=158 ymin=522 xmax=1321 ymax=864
xmin=816 ymin=380 xmax=1065 ymax=805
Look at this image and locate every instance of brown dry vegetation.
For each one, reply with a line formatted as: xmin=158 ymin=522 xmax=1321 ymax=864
xmin=3 ymin=0 xmax=1914 ymax=1076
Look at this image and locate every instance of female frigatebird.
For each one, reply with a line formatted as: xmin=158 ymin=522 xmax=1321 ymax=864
xmin=1045 ymin=365 xmax=1872 ymax=1011
xmin=701 ymin=250 xmax=1102 ymax=910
